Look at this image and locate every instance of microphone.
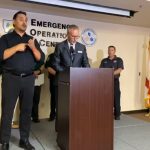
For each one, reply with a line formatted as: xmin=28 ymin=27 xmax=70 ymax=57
xmin=70 ymin=45 xmax=76 ymax=61
xmin=70 ymin=45 xmax=76 ymax=55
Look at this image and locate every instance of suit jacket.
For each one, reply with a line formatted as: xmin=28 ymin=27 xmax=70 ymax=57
xmin=52 ymin=40 xmax=90 ymax=72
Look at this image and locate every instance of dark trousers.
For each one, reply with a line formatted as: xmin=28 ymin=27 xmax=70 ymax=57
xmin=114 ymin=79 xmax=121 ymax=118
xmin=49 ymin=79 xmax=56 ymax=117
xmin=0 ymin=73 xmax=35 ymax=143
xmin=54 ymin=86 xmax=58 ymax=131
xmin=31 ymin=86 xmax=42 ymax=120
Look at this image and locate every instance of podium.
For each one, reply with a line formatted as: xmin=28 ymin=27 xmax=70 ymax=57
xmin=57 ymin=68 xmax=114 ymax=150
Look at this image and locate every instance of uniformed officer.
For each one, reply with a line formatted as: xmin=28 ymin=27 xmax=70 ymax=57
xmin=100 ymin=45 xmax=124 ymax=120
xmin=45 ymin=53 xmax=57 ymax=121
xmin=0 ymin=11 xmax=45 ymax=150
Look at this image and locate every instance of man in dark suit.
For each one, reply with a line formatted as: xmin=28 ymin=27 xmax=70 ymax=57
xmin=52 ymin=24 xmax=90 ymax=71
xmin=52 ymin=24 xmax=90 ymax=131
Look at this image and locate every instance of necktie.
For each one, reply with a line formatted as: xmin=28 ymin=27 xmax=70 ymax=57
xmin=70 ymin=44 xmax=75 ymax=61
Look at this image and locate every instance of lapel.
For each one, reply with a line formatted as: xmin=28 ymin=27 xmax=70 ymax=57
xmin=63 ymin=40 xmax=72 ymax=64
xmin=63 ymin=40 xmax=71 ymax=57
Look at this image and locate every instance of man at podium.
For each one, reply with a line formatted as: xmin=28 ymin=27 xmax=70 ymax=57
xmin=52 ymin=24 xmax=90 ymax=71
xmin=100 ymin=45 xmax=124 ymax=120
xmin=52 ymin=24 xmax=90 ymax=130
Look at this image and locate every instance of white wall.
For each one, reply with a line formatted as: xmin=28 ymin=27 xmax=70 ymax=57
xmin=0 ymin=8 xmax=149 ymax=119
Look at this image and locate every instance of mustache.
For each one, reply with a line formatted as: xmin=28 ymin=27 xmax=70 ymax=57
xmin=22 ymin=24 xmax=27 ymax=27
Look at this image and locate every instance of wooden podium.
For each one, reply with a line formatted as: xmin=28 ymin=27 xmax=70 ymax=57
xmin=57 ymin=68 xmax=114 ymax=150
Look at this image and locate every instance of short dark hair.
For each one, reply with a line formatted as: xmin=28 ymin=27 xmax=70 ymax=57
xmin=67 ymin=24 xmax=79 ymax=34
xmin=13 ymin=11 xmax=27 ymax=20
xmin=108 ymin=45 xmax=116 ymax=50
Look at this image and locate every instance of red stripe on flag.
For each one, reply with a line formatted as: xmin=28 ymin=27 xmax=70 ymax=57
xmin=148 ymin=89 xmax=150 ymax=95
xmin=145 ymin=77 xmax=149 ymax=89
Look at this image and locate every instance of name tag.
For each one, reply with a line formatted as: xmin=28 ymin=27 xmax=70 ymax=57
xmin=78 ymin=51 xmax=82 ymax=53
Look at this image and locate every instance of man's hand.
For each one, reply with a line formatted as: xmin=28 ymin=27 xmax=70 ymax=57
xmin=34 ymin=70 xmax=40 ymax=78
xmin=28 ymin=38 xmax=41 ymax=61
xmin=28 ymin=38 xmax=36 ymax=51
xmin=15 ymin=43 xmax=27 ymax=52
xmin=3 ymin=43 xmax=27 ymax=60
xmin=48 ymin=67 xmax=56 ymax=76
xmin=114 ymin=68 xmax=122 ymax=75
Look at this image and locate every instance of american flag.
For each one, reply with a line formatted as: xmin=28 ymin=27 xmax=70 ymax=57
xmin=144 ymin=40 xmax=150 ymax=108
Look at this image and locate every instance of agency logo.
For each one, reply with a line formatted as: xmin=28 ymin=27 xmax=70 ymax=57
xmin=3 ymin=19 xmax=14 ymax=33
xmin=81 ymin=28 xmax=97 ymax=46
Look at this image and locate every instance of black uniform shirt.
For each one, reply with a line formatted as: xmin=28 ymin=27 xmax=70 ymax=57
xmin=45 ymin=53 xmax=55 ymax=79
xmin=100 ymin=55 xmax=124 ymax=78
xmin=45 ymin=53 xmax=54 ymax=69
xmin=0 ymin=30 xmax=45 ymax=74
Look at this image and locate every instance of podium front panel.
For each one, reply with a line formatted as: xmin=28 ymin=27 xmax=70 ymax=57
xmin=57 ymin=68 xmax=114 ymax=150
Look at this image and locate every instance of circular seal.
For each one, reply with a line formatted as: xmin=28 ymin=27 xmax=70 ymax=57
xmin=81 ymin=28 xmax=97 ymax=46
xmin=3 ymin=20 xmax=14 ymax=33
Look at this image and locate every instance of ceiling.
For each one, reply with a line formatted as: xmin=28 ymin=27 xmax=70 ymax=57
xmin=0 ymin=0 xmax=150 ymax=27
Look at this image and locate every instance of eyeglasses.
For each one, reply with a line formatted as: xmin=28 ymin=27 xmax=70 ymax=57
xmin=70 ymin=35 xmax=80 ymax=39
